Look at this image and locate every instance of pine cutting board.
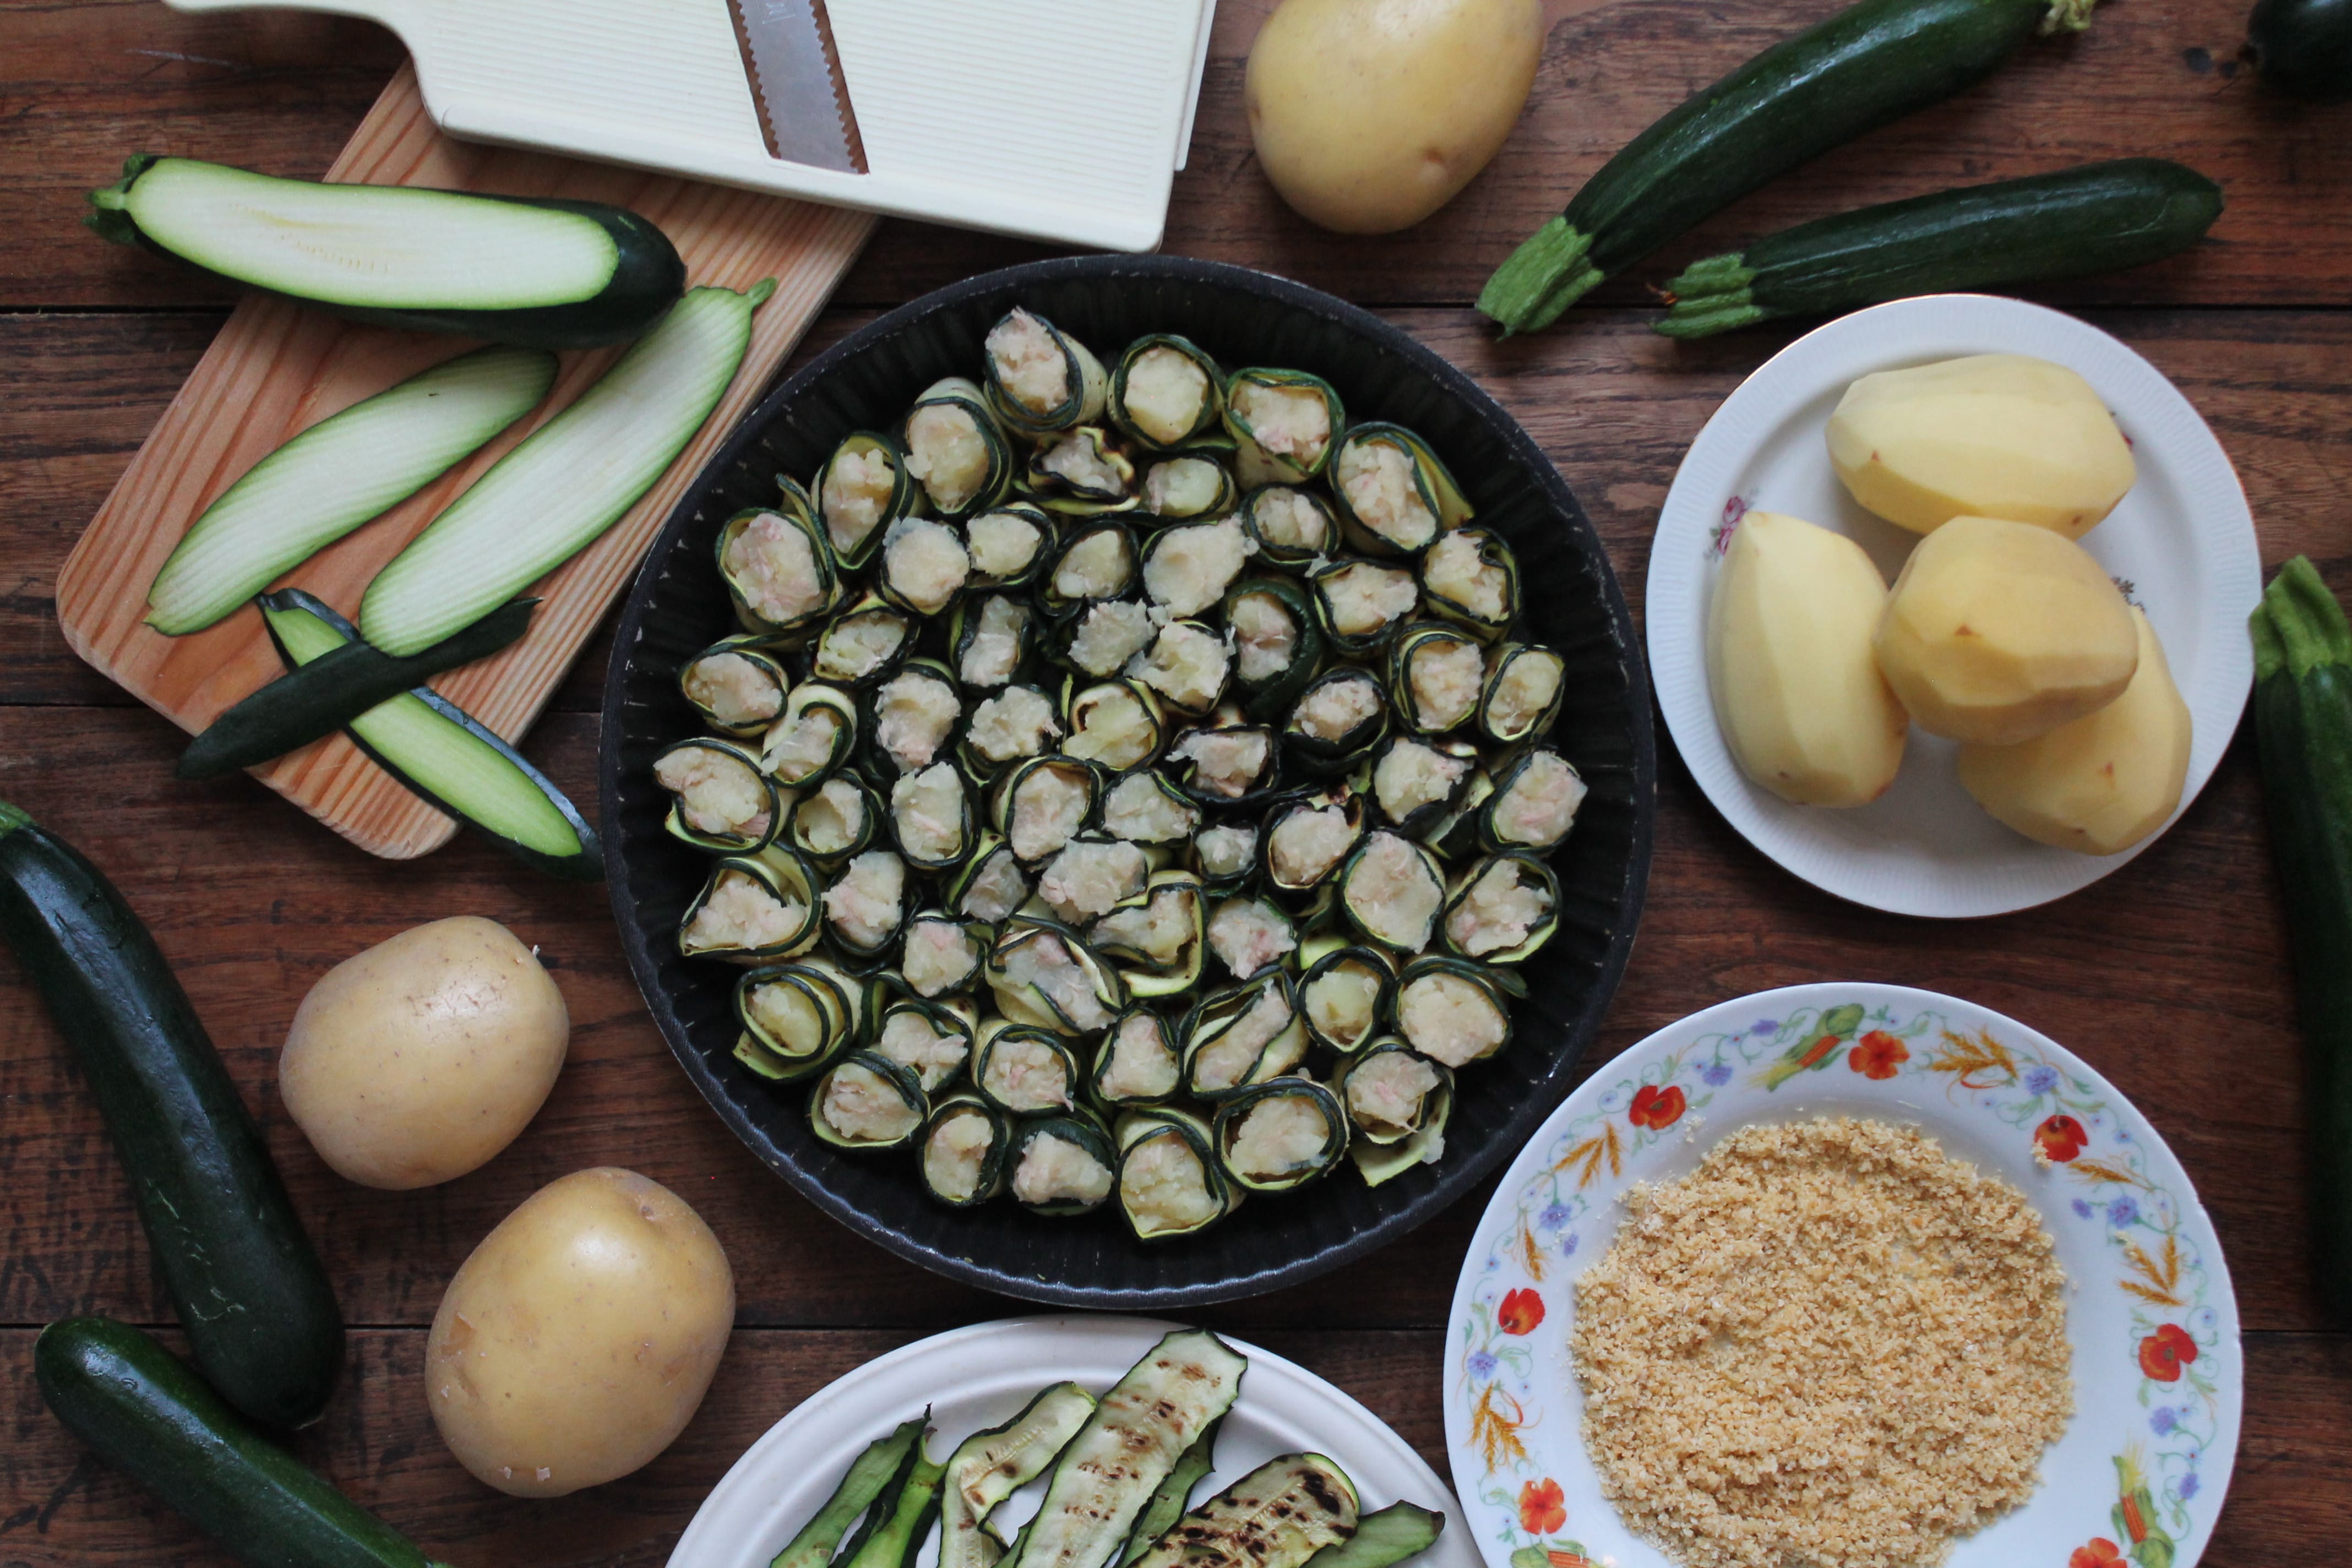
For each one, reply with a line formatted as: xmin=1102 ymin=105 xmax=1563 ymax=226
xmin=57 ymin=62 xmax=874 ymax=861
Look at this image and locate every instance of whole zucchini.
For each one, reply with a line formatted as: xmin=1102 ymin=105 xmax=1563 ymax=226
xmin=0 ymin=803 xmax=343 ymax=1426
xmin=1478 ymin=0 xmax=2094 ymax=334
xmin=37 ymin=1316 xmax=442 ymax=1568
xmin=1654 ymin=159 xmax=2223 ymax=337
xmin=2245 ymin=0 xmax=2352 ymax=100
xmin=2249 ymin=556 xmax=2352 ymax=1322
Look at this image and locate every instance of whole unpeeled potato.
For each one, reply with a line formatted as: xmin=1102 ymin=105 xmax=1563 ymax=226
xmin=280 ymin=916 xmax=568 ymax=1190
xmin=1246 ymin=0 xmax=1544 ymax=234
xmin=427 ymin=1168 xmax=734 ymax=1498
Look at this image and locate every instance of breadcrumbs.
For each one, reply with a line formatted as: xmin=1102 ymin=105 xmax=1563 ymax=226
xmin=1572 ymin=1117 xmax=2072 ymax=1568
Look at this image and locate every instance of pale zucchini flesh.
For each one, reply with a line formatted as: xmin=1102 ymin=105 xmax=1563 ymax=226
xmin=1120 ymin=1424 xmax=1222 ymax=1566
xmin=1129 ymin=1452 xmax=1358 ymax=1568
xmin=940 ymin=1382 xmax=1099 ymax=1568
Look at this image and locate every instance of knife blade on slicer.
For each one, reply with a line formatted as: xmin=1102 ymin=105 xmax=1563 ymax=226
xmin=727 ymin=0 xmax=867 ymax=173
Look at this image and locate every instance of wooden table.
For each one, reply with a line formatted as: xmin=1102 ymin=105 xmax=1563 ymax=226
xmin=4 ymin=1 xmax=2348 ymax=1561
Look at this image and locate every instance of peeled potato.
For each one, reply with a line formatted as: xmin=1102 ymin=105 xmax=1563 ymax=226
xmin=1245 ymin=0 xmax=1543 ymax=234
xmin=1707 ymin=511 xmax=1908 ymax=807
xmin=1959 ymin=607 xmax=2191 ymax=854
xmin=1827 ymin=353 xmax=2136 ymax=538
xmin=1874 ymin=514 xmax=2138 ymax=745
xmin=427 ymin=1168 xmax=734 ymax=1498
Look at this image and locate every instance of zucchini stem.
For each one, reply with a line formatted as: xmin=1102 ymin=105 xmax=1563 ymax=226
xmin=2040 ymin=0 xmax=2098 ymax=32
xmin=2253 ymin=556 xmax=2352 ymax=681
xmin=1651 ymin=254 xmax=1765 ymax=339
xmin=1476 ymin=217 xmax=1603 ymax=335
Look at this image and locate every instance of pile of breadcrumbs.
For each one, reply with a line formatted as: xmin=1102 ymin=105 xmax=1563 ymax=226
xmin=1572 ymin=1117 xmax=2072 ymax=1568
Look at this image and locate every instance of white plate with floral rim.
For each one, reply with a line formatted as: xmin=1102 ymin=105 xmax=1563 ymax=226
xmin=1646 ymin=295 xmax=2262 ymax=918
xmin=673 ymin=1315 xmax=1478 ymax=1568
xmin=1443 ymin=983 xmax=2241 ymax=1568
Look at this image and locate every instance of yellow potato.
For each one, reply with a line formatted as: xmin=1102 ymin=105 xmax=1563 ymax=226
xmin=426 ymin=1168 xmax=734 ymax=1498
xmin=1245 ymin=0 xmax=1543 ymax=234
xmin=1826 ymin=354 xmax=2136 ymax=538
xmin=280 ymin=916 xmax=567 ymax=1190
xmin=1959 ymin=608 xmax=2191 ymax=855
xmin=1874 ymin=515 xmax=2138 ymax=745
xmin=1707 ymin=511 xmax=1908 ymax=807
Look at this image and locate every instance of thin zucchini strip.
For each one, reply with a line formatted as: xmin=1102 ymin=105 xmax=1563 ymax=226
xmin=1303 ymin=1504 xmax=1445 ymax=1568
xmin=1118 ymin=1424 xmax=1222 ymax=1565
xmin=939 ymin=1384 xmax=1099 ymax=1568
xmin=145 ymin=346 xmax=556 ymax=634
xmin=842 ymin=1448 xmax=948 ymax=1568
xmin=360 ymin=280 xmax=774 ymax=656
xmin=260 ymin=592 xmax=600 ymax=879
xmin=771 ymin=1416 xmax=928 ymax=1568
xmin=1127 ymin=1452 xmax=1358 ymax=1568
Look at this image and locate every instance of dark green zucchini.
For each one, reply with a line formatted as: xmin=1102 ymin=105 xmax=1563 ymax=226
xmin=88 ymin=155 xmax=685 ymax=349
xmin=1656 ymin=159 xmax=2222 ymax=337
xmin=37 ymin=1317 xmax=434 ymax=1567
xmin=2249 ymin=556 xmax=2352 ymax=1322
xmin=771 ymin=1415 xmax=929 ymax=1568
xmin=2246 ymin=0 xmax=2352 ymax=100
xmin=1303 ymin=1504 xmax=1445 ymax=1568
xmin=178 ymin=597 xmax=538 ymax=778
xmin=1477 ymin=0 xmax=2093 ymax=334
xmin=0 ymin=814 xmax=343 ymax=1429
xmin=842 ymin=1449 xmax=949 ymax=1568
xmin=1118 ymin=1422 xmax=1221 ymax=1566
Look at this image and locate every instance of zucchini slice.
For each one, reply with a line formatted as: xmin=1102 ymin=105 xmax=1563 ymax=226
xmin=1128 ymin=1452 xmax=1359 ymax=1568
xmin=88 ymin=155 xmax=685 ymax=348
xmin=938 ymin=1384 xmax=1099 ymax=1568
xmin=1114 ymin=1107 xmax=1238 ymax=1241
xmin=920 ymin=1094 xmax=1014 ymax=1208
xmin=1304 ymin=1504 xmax=1444 ymax=1568
xmin=1182 ymin=972 xmax=1309 ymax=1100
xmin=1213 ymin=1080 xmax=1352 ymax=1194
xmin=1007 ymin=1110 xmax=1120 ymax=1216
xmin=841 ymin=1447 xmax=949 ymax=1568
xmin=771 ymin=1416 xmax=929 ymax=1568
xmin=145 ymin=346 xmax=555 ymax=635
xmin=359 ymin=279 xmax=772 ymax=656
xmin=259 ymin=592 xmax=598 ymax=879
xmin=1120 ymin=1424 xmax=1224 ymax=1565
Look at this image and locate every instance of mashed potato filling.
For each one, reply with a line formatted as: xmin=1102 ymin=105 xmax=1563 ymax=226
xmin=875 ymin=1009 xmax=967 ymax=1092
xmin=891 ymin=763 xmax=967 ymax=863
xmin=1424 ymin=529 xmax=1509 ymax=622
xmin=1398 ymin=971 xmax=1506 ymax=1067
xmin=1011 ymin=1130 xmax=1113 ymax=1209
xmin=1129 ymin=622 xmax=1231 ymax=712
xmin=744 ymin=974 xmax=827 ymax=1056
xmin=1344 ymin=831 xmax=1442 ymax=951
xmin=1190 ymin=983 xmax=1298 ymax=1093
xmin=1142 ymin=518 xmax=1250 ymax=617
xmin=822 ymin=446 xmax=897 ymax=557
xmin=1407 ymin=638 xmax=1485 ymax=732
xmin=903 ymin=402 xmax=992 ymax=515
xmin=815 ymin=609 xmax=910 ymax=684
xmin=1320 ymin=562 xmax=1418 ymax=638
xmin=923 ymin=1108 xmax=998 ymax=1203
xmin=1170 ymin=726 xmax=1269 ymax=799
xmin=986 ymin=310 xmax=1073 ymax=415
xmin=1121 ymin=1130 xmax=1220 ymax=1233
xmin=1446 ymin=858 xmax=1550 ymax=958
xmin=1249 ymin=486 xmax=1331 ymax=553
xmin=1053 ymin=529 xmax=1134 ymax=601
xmin=1493 ymin=752 xmax=1587 ymax=849
xmin=1065 ymin=598 xmax=1156 ymax=676
xmin=819 ymin=1060 xmax=920 ymax=1144
xmin=1122 ymin=345 xmax=1211 ymax=446
xmin=1144 ymin=456 xmax=1228 ymax=519
xmin=1039 ymin=839 xmax=1149 ymax=924
xmin=1194 ymin=824 xmax=1257 ymax=880
xmin=1090 ymin=886 xmax=1198 ymax=970
xmin=1373 ymin=738 xmax=1469 ymax=824
xmin=1304 ymin=963 xmax=1382 ymax=1052
xmin=683 ymin=650 xmax=784 ymax=729
xmin=1008 ymin=767 xmax=1091 ymax=863
xmin=959 ymin=595 xmax=1029 ymax=687
xmin=982 ymin=1033 xmax=1074 ymax=1113
xmin=655 ymin=745 xmax=770 ymax=839
xmin=1268 ymin=804 xmax=1356 ymax=889
xmin=881 ymin=516 xmax=971 ymax=615
xmin=797 ymin=776 xmax=867 ymax=857
xmin=1346 ymin=1050 xmax=1440 ymax=1139
xmin=1101 ymin=772 xmax=1200 ymax=843
xmin=1229 ymin=592 xmax=1298 ymax=684
xmin=1225 ymin=1094 xmax=1332 ymax=1181
xmin=902 ymin=916 xmax=981 ymax=998
xmin=1208 ymin=897 xmax=1296 ymax=978
xmin=1337 ymin=438 xmax=1436 ymax=551
xmin=873 ymin=668 xmax=959 ymax=773
xmin=957 ymin=849 xmax=1030 ymax=923
xmin=722 ymin=510 xmax=827 ymax=628
xmin=1294 ymin=674 xmax=1381 ymax=743
xmin=1098 ymin=1012 xmax=1181 ymax=1101
xmin=683 ymin=869 xmax=804 ymax=956
xmin=965 ymin=685 xmax=1059 ymax=766
xmin=1233 ymin=380 xmax=1331 ymax=466
xmin=823 ymin=851 xmax=906 ymax=950
xmin=1487 ymin=647 xmax=1565 ymax=737
xmin=966 ymin=509 xmax=1044 ymax=581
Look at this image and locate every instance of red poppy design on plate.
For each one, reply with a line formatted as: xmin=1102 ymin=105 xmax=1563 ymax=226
xmin=2138 ymin=1323 xmax=2199 ymax=1382
xmin=1499 ymin=1287 xmax=1545 ymax=1336
xmin=2069 ymin=1539 xmax=2124 ymax=1568
xmin=2034 ymin=1113 xmax=2090 ymax=1163
xmin=1847 ymin=1030 xmax=1909 ymax=1080
xmin=1629 ymin=1084 xmax=1686 ymax=1131
xmin=1518 ymin=1477 xmax=1567 ymax=1536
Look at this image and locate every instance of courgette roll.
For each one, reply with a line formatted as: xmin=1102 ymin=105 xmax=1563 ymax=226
xmin=963 ymin=504 xmax=1054 ymax=591
xmin=869 ymin=660 xmax=963 ymax=775
xmin=990 ymin=755 xmax=1100 ymax=865
xmin=733 ymin=954 xmax=862 ymax=1080
xmin=760 ymin=682 xmax=859 ymax=787
xmin=1330 ymin=423 xmax=1473 ymax=556
xmin=1441 ymin=852 xmax=1560 ymax=963
xmin=1037 ymin=835 xmax=1152 ymax=925
xmin=951 ymin=592 xmax=1038 ymax=689
xmin=1390 ymin=622 xmax=1488 ymax=736
xmin=1283 ymin=667 xmax=1390 ymax=778
xmin=1110 ymin=335 xmax=1225 ymax=452
xmin=1062 ymin=679 xmax=1167 ymax=774
xmin=946 ymin=834 xmax=1032 ymax=922
xmin=810 ymin=591 xmax=916 ymax=688
xmin=1141 ymin=457 xmax=1240 ymax=521
xmin=1097 ymin=769 xmax=1201 ymax=846
xmin=1189 ymin=821 xmax=1260 ymax=890
xmin=1340 ymin=1039 xmax=1452 ymax=1145
xmin=1057 ymin=597 xmax=1158 ymax=679
xmin=1128 ymin=621 xmax=1234 ymax=718
xmin=1425 ymin=767 xmax=1496 ymax=863
xmin=1298 ymin=937 xmax=1396 ymax=1054
xmin=888 ymin=761 xmax=976 ymax=873
xmin=1224 ymin=576 xmax=1324 ymax=721
xmin=1239 ymin=484 xmax=1336 ymax=569
xmin=821 ymin=848 xmax=912 ymax=959
xmin=983 ymin=308 xmax=1108 ymax=438
xmin=902 ymin=377 xmax=1015 ymax=520
xmin=654 ymin=737 xmax=781 ymax=853
xmin=1141 ymin=517 xmax=1251 ymax=619
xmin=789 ymin=773 xmax=881 ymax=868
xmin=1337 ymin=830 xmax=1447 ymax=954
xmin=679 ymin=847 xmax=821 ymax=962
xmin=1369 ymin=735 xmax=1476 ymax=836
xmin=810 ymin=1051 xmax=929 ymax=1151
xmin=1008 ymin=1110 xmax=1118 ymax=1216
xmin=1181 ymin=972 xmax=1309 ymax=1099
xmin=1087 ymin=872 xmax=1208 ymax=997
xmin=1309 ymin=558 xmax=1422 ymax=657
xmin=1480 ymin=746 xmax=1587 ymax=853
xmin=960 ymin=683 xmax=1063 ymax=782
xmin=868 ymin=988 xmax=978 ymax=1093
xmin=1478 ymin=641 xmax=1566 ymax=745
xmin=1393 ymin=955 xmax=1516 ymax=1067
xmin=818 ymin=432 xmax=919 ymax=569
xmin=1206 ymin=894 xmax=1300 ymax=980
xmin=1261 ymin=786 xmax=1366 ymax=899
xmin=1116 ymin=1107 xmax=1238 ymax=1240
xmin=1025 ymin=426 xmax=1139 ymax=515
xmin=1223 ymin=368 xmax=1343 ymax=486
xmin=1212 ymin=1076 xmax=1349 ymax=1193
xmin=717 ymin=503 xmax=838 ymax=642
xmin=1091 ymin=1006 xmax=1184 ymax=1107
xmin=679 ymin=636 xmax=790 ymax=737
xmin=1040 ymin=521 xmax=1140 ymax=616
xmin=973 ymin=1016 xmax=1083 ymax=1115
xmin=1167 ymin=711 xmax=1282 ymax=805
xmin=986 ymin=917 xmax=1128 ymax=1035
xmin=920 ymin=1093 xmax=1013 ymax=1208
xmin=902 ymin=910 xmax=988 ymax=998
xmin=1419 ymin=527 xmax=1518 ymax=639
xmin=876 ymin=516 xmax=973 ymax=617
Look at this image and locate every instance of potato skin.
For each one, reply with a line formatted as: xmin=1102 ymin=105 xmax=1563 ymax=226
xmin=426 ymin=1168 xmax=734 ymax=1498
xmin=1873 ymin=515 xmax=2138 ymax=745
xmin=280 ymin=916 xmax=568 ymax=1190
xmin=1959 ymin=607 xmax=2191 ymax=855
xmin=1245 ymin=0 xmax=1543 ymax=234
xmin=1707 ymin=511 xmax=1908 ymax=807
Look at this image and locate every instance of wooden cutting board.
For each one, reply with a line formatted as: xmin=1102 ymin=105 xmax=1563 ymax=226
xmin=56 ymin=61 xmax=875 ymax=860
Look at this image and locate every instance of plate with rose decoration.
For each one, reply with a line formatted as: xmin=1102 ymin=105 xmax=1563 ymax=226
xmin=1444 ymin=982 xmax=2241 ymax=1568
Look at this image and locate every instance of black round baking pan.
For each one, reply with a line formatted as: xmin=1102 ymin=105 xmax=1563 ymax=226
xmin=600 ymin=255 xmax=1653 ymax=1307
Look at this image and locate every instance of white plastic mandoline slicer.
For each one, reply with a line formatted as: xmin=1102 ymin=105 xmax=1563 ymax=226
xmin=162 ymin=0 xmax=1221 ymax=252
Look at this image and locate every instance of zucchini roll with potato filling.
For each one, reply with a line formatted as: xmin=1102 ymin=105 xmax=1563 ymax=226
xmin=901 ymin=377 xmax=1012 ymax=520
xmin=1110 ymin=334 xmax=1223 ymax=452
xmin=810 ymin=1052 xmax=928 ymax=1151
xmin=1190 ymin=820 xmax=1260 ymax=890
xmin=733 ymin=955 xmax=861 ymax=1081
xmin=983 ymin=308 xmax=1107 ymax=438
xmin=1168 ymin=710 xmax=1281 ymax=804
xmin=900 ymin=911 xmax=986 ymax=999
xmin=655 ymin=737 xmax=780 ymax=853
xmin=921 ymin=1093 xmax=1012 ymax=1208
xmin=890 ymin=762 xmax=974 ymax=872
xmin=818 ymin=433 xmax=917 ymax=569
xmin=1009 ymin=1112 xmax=1118 ymax=1216
xmin=679 ymin=637 xmax=788 ymax=737
xmin=986 ymin=918 xmax=1126 ymax=1036
xmin=1182 ymin=972 xmax=1308 ymax=1099
xmin=1063 ymin=679 xmax=1166 ymax=774
xmin=1025 ymin=427 xmax=1138 ymax=515
xmin=717 ymin=503 xmax=836 ymax=641
xmin=963 ymin=504 xmax=1052 ymax=590
xmin=1479 ymin=641 xmax=1566 ymax=745
xmin=1240 ymin=484 xmax=1336 ymax=568
xmin=1213 ymin=1077 xmax=1349 ymax=1193
xmin=1442 ymin=852 xmax=1559 ymax=963
xmin=1310 ymin=558 xmax=1420 ymax=656
xmin=1481 ymin=746 xmax=1586 ymax=853
xmin=952 ymin=592 xmax=1036 ymax=689
xmin=1391 ymin=622 xmax=1488 ymax=735
xmin=821 ymin=849 xmax=911 ymax=958
xmin=1331 ymin=423 xmax=1472 ymax=556
xmin=876 ymin=516 xmax=972 ymax=617
xmin=1420 ymin=527 xmax=1518 ymax=639
xmin=1089 ymin=872 xmax=1208 ymax=997
xmin=1223 ymin=368 xmax=1342 ymax=486
xmin=869 ymin=988 xmax=975 ymax=1094
xmin=868 ymin=661 xmax=961 ymax=775
xmin=1299 ymin=938 xmax=1396 ymax=1054
xmin=1117 ymin=1107 xmax=1239 ymax=1240
xmin=1092 ymin=1008 xmax=1184 ymax=1107
xmin=974 ymin=1018 xmax=1082 ymax=1115
xmin=1060 ymin=596 xmax=1157 ymax=678
xmin=679 ymin=849 xmax=820 ymax=962
xmin=761 ymin=684 xmax=857 ymax=787
xmin=960 ymin=683 xmax=1061 ymax=780
xmin=789 ymin=774 xmax=879 ymax=868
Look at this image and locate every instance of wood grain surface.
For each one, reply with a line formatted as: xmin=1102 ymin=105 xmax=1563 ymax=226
xmin=3 ymin=0 xmax=2350 ymax=1564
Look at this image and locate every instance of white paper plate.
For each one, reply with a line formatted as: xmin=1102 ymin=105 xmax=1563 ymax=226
xmin=673 ymin=1315 xmax=1478 ymax=1568
xmin=1444 ymin=983 xmax=2241 ymax=1568
xmin=1647 ymin=296 xmax=2261 ymax=917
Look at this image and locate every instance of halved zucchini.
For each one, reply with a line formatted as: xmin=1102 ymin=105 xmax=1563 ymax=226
xmin=679 ymin=847 xmax=821 ymax=962
xmin=1110 ymin=334 xmax=1226 ymax=453
xmin=1212 ymin=1080 xmax=1351 ymax=1194
xmin=717 ymin=503 xmax=839 ymax=642
xmin=1441 ymin=853 xmax=1559 ymax=964
xmin=810 ymin=1051 xmax=929 ymax=1151
xmin=1087 ymin=872 xmax=1208 ymax=998
xmin=1114 ymin=1107 xmax=1238 ymax=1241
xmin=790 ymin=773 xmax=882 ymax=869
xmin=1337 ymin=831 xmax=1447 ymax=954
xmin=1098 ymin=770 xmax=1202 ymax=847
xmin=952 ymin=593 xmax=1039 ymax=689
xmin=965 ymin=504 xmax=1055 ymax=591
xmin=1418 ymin=527 xmax=1517 ymax=639
xmin=680 ymin=635 xmax=791 ymax=737
xmin=1129 ymin=621 xmax=1234 ymax=719
xmin=1479 ymin=746 xmax=1586 ymax=854
xmin=868 ymin=660 xmax=963 ymax=776
xmin=761 ymin=683 xmax=860 ymax=787
xmin=920 ymin=1093 xmax=1014 ymax=1207
xmin=1392 ymin=955 xmax=1518 ymax=1068
xmin=1477 ymin=643 xmax=1566 ymax=746
xmin=811 ymin=592 xmax=917 ymax=689
xmin=986 ymin=918 xmax=1128 ymax=1035
xmin=1261 ymin=786 xmax=1366 ymax=899
xmin=1389 ymin=623 xmax=1487 ymax=737
xmin=1040 ymin=521 xmax=1142 ymax=617
xmin=821 ymin=849 xmax=913 ymax=959
xmin=1007 ymin=1110 xmax=1119 ymax=1216
xmin=973 ymin=1017 xmax=1084 ymax=1115
xmin=1330 ymin=423 xmax=1472 ymax=557
xmin=655 ymin=736 xmax=782 ymax=853
xmin=1297 ymin=938 xmax=1397 ymax=1055
xmin=818 ymin=432 xmax=919 ymax=569
xmin=901 ymin=910 xmax=989 ymax=999
xmin=938 ymin=1383 xmax=1099 ymax=1568
xmin=1283 ymin=667 xmax=1391 ymax=779
xmin=1308 ymin=559 xmax=1422 ymax=658
xmin=1141 ymin=456 xmax=1239 ymax=521
xmin=990 ymin=756 xmax=1101 ymax=865
xmin=1025 ymin=427 xmax=1140 ymax=516
xmin=734 ymin=955 xmax=862 ymax=1081
xmin=1239 ymin=484 xmax=1337 ymax=571
xmin=1206 ymin=894 xmax=1299 ymax=981
xmin=1222 ymin=369 xmax=1343 ymax=486
xmin=1225 ymin=576 xmax=1325 ymax=722
xmin=983 ymin=309 xmax=1108 ymax=438
xmin=946 ymin=834 xmax=1033 ymax=923
xmin=876 ymin=516 xmax=975 ymax=618
xmin=890 ymin=762 xmax=976 ymax=873
xmin=1368 ymin=735 xmax=1476 ymax=837
xmin=1063 ymin=678 xmax=1168 ymax=775
xmin=1091 ymin=1006 xmax=1185 ymax=1107
xmin=1168 ymin=712 xmax=1283 ymax=807
xmin=902 ymin=377 xmax=1015 ymax=521
xmin=1181 ymin=972 xmax=1308 ymax=1099
xmin=1338 ymin=1038 xmax=1453 ymax=1145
